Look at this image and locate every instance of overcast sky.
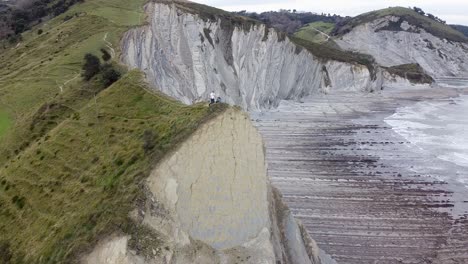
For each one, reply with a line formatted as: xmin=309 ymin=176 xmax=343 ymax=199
xmin=195 ymin=0 xmax=468 ymax=25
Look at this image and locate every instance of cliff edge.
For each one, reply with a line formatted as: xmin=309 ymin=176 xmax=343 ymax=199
xmin=83 ymin=108 xmax=330 ymax=264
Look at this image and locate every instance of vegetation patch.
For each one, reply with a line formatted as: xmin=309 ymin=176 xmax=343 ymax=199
xmin=290 ymin=36 xmax=377 ymax=79
xmin=332 ymin=7 xmax=468 ymax=43
xmin=294 ymin=21 xmax=335 ymax=44
xmin=203 ymin=28 xmax=214 ymax=47
xmin=385 ymin=63 xmax=434 ymax=84
xmin=127 ymin=224 xmax=168 ymax=259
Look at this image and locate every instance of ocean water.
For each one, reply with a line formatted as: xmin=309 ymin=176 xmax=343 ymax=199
xmin=385 ymin=94 xmax=468 ymax=187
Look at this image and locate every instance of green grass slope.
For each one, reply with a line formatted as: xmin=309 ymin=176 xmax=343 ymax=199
xmin=294 ymin=22 xmax=335 ymax=44
xmin=0 ymin=111 xmax=11 ymax=139
xmin=0 ymin=0 xmax=227 ymax=263
xmin=0 ymin=71 xmax=224 ymax=263
xmin=0 ymin=0 xmax=145 ymax=166
xmin=333 ymin=7 xmax=468 ymax=43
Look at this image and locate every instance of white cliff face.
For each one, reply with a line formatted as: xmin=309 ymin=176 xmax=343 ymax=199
xmin=82 ymin=109 xmax=327 ymax=264
xmin=121 ymin=2 xmax=382 ymax=110
xmin=336 ymin=16 xmax=468 ymax=78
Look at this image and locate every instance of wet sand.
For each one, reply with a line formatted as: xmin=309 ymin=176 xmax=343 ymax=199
xmin=253 ymin=85 xmax=468 ymax=263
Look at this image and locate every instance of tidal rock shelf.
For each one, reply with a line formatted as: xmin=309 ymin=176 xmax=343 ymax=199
xmin=253 ymin=87 xmax=468 ymax=263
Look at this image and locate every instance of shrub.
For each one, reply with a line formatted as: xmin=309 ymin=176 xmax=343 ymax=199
xmin=11 ymin=195 xmax=26 ymax=209
xmin=82 ymin=53 xmax=101 ymax=81
xmin=37 ymin=29 xmax=43 ymax=35
xmin=101 ymin=64 xmax=121 ymax=86
xmin=142 ymin=130 xmax=156 ymax=153
xmin=0 ymin=241 xmax=12 ymax=264
xmin=101 ymin=48 xmax=111 ymax=61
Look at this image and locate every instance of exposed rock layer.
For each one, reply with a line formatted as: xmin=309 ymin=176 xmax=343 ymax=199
xmin=83 ymin=109 xmax=328 ymax=264
xmin=336 ymin=16 xmax=468 ymax=77
xmin=121 ymin=2 xmax=383 ymax=110
xmin=252 ymin=87 xmax=468 ymax=264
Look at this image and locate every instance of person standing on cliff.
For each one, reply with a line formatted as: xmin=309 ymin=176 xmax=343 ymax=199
xmin=210 ymin=91 xmax=216 ymax=106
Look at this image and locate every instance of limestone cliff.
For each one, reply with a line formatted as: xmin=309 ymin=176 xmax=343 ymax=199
xmin=336 ymin=16 xmax=468 ymax=78
xmin=121 ymin=1 xmax=383 ymax=110
xmin=83 ymin=109 xmax=330 ymax=264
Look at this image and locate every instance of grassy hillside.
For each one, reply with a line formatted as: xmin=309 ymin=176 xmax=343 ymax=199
xmin=294 ymin=21 xmax=335 ymax=44
xmin=0 ymin=111 xmax=10 ymax=139
xmin=290 ymin=36 xmax=377 ymax=79
xmin=451 ymin=24 xmax=468 ymax=37
xmin=0 ymin=71 xmax=225 ymax=263
xmin=0 ymin=0 xmax=145 ymax=166
xmin=0 ymin=0 xmax=227 ymax=263
xmin=333 ymin=7 xmax=468 ymax=43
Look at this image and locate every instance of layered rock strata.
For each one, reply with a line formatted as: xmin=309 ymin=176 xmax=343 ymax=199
xmin=336 ymin=16 xmax=468 ymax=77
xmin=121 ymin=1 xmax=383 ymax=110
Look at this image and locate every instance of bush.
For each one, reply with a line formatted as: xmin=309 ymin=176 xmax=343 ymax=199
xmin=0 ymin=241 xmax=12 ymax=263
xmin=37 ymin=29 xmax=43 ymax=35
xmin=101 ymin=48 xmax=111 ymax=61
xmin=82 ymin=53 xmax=101 ymax=81
xmin=101 ymin=64 xmax=121 ymax=86
xmin=142 ymin=130 xmax=156 ymax=153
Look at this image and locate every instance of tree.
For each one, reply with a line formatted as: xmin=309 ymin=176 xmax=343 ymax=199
xmin=82 ymin=53 xmax=101 ymax=81
xmin=413 ymin=7 xmax=425 ymax=16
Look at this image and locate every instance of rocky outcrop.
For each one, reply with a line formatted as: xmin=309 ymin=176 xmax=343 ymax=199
xmin=82 ymin=109 xmax=330 ymax=264
xmin=336 ymin=16 xmax=468 ymax=78
xmin=121 ymin=1 xmax=383 ymax=110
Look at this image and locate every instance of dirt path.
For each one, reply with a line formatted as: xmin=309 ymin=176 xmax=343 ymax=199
xmin=103 ymin=32 xmax=115 ymax=58
xmin=57 ymin=73 xmax=80 ymax=93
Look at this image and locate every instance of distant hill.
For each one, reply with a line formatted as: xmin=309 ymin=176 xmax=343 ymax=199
xmin=332 ymin=7 xmax=467 ymax=43
xmin=233 ymin=10 xmax=344 ymax=34
xmin=0 ymin=0 xmax=81 ymax=42
xmin=451 ymin=24 xmax=468 ymax=37
xmin=293 ymin=21 xmax=335 ymax=43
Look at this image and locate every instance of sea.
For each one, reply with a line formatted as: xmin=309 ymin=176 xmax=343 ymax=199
xmin=385 ymin=78 xmax=468 ymax=188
